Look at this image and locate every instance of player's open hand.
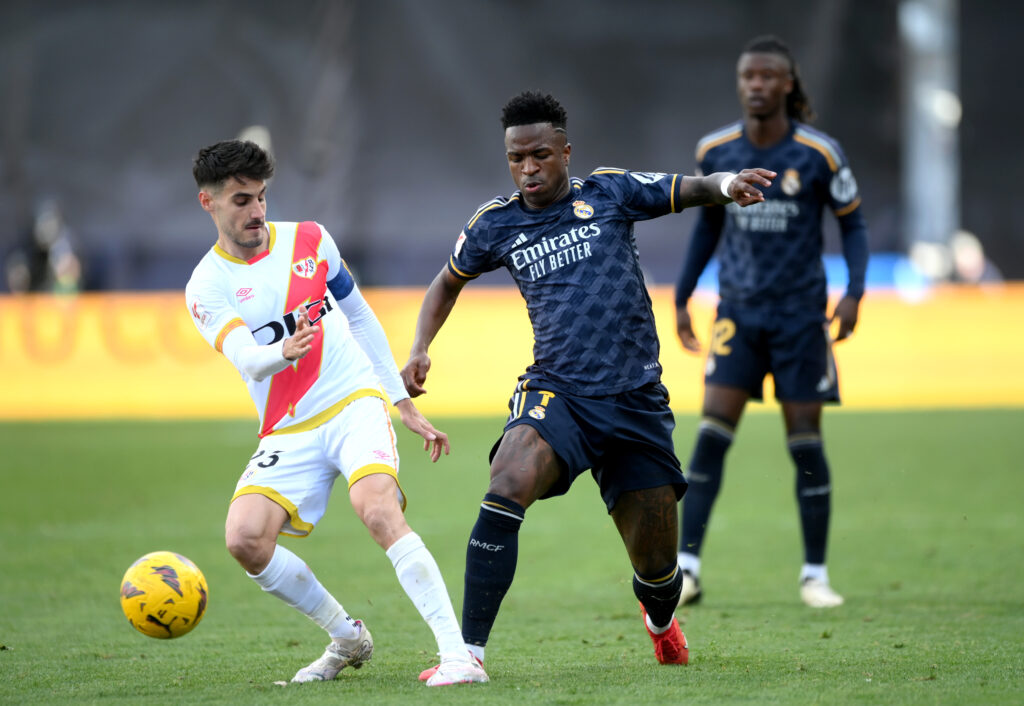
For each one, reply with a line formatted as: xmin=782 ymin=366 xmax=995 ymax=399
xmin=283 ymin=305 xmax=320 ymax=360
xmin=675 ymin=304 xmax=701 ymax=353
xmin=728 ymin=168 xmax=776 ymax=206
xmin=400 ymin=351 xmax=432 ymax=397
xmin=830 ymin=295 xmax=860 ymax=342
xmin=395 ymin=398 xmax=450 ymax=462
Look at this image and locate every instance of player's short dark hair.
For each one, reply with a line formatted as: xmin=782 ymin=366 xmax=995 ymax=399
xmin=743 ymin=35 xmax=816 ymax=123
xmin=501 ymin=91 xmax=567 ymax=132
xmin=192 ymin=140 xmax=275 ymax=189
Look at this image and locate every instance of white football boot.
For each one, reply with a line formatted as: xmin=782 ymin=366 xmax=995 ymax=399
xmin=425 ymin=657 xmax=489 ymax=686
xmin=678 ymin=570 xmax=703 ymax=606
xmin=800 ymin=578 xmax=845 ymax=608
xmin=291 ymin=620 xmax=374 ymax=682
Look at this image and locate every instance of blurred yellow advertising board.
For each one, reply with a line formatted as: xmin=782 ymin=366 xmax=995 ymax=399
xmin=1 ymin=285 xmax=1022 ymax=421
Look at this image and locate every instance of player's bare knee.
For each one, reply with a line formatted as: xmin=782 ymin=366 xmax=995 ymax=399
xmin=355 ymin=501 xmax=387 ymax=533
xmin=224 ymin=530 xmax=254 ymax=560
xmin=356 ymin=502 xmax=408 ymax=548
xmin=487 ymin=451 xmax=558 ymax=508
xmin=612 ymin=488 xmax=678 ymax=571
xmin=633 ymin=545 xmax=679 ymax=575
xmin=350 ymin=478 xmax=407 ymax=548
xmin=224 ymin=530 xmax=272 ymax=573
xmin=486 ymin=469 xmax=527 ymax=504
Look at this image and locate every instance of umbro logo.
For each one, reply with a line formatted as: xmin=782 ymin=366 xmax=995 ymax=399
xmin=236 ymin=287 xmax=255 ymax=303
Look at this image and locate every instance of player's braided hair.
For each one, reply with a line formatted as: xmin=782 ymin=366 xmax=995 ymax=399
xmin=743 ymin=35 xmax=816 ymax=124
xmin=501 ymin=91 xmax=567 ymax=132
xmin=193 ymin=140 xmax=275 ymax=189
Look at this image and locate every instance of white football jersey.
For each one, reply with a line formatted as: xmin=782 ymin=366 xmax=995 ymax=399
xmin=186 ymin=220 xmax=384 ymax=437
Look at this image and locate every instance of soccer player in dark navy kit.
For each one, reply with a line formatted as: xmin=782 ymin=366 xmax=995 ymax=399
xmin=402 ymin=90 xmax=774 ymax=673
xmin=673 ymin=36 xmax=869 ymax=609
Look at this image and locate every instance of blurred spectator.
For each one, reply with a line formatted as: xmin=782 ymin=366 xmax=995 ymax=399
xmin=4 ymin=198 xmax=81 ymax=294
xmin=951 ymin=230 xmax=1003 ymax=284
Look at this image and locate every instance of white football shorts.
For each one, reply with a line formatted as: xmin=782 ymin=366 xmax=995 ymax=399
xmin=231 ymin=395 xmax=406 ymax=537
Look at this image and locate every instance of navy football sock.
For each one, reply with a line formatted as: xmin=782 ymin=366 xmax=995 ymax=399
xmin=788 ymin=433 xmax=831 ymax=565
xmin=680 ymin=418 xmax=734 ymax=555
xmin=634 ymin=563 xmax=683 ymax=629
xmin=461 ymin=493 xmax=525 ymax=647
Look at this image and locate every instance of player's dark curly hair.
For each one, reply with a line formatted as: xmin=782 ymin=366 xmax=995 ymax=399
xmin=501 ymin=91 xmax=567 ymax=132
xmin=192 ymin=140 xmax=275 ymax=189
xmin=743 ymin=35 xmax=816 ymax=123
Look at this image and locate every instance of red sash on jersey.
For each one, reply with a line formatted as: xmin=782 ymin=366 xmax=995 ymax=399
xmin=260 ymin=221 xmax=328 ymax=436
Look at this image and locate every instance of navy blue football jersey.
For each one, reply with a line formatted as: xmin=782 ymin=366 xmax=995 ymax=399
xmin=448 ymin=169 xmax=683 ymax=396
xmin=684 ymin=120 xmax=866 ymax=309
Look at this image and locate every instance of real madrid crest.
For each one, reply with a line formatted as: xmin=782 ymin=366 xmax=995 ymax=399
xmin=572 ymin=200 xmax=594 ymax=219
xmin=781 ymin=168 xmax=802 ymax=196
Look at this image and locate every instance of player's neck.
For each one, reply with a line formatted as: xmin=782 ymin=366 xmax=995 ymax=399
xmin=744 ymin=112 xmax=790 ymax=149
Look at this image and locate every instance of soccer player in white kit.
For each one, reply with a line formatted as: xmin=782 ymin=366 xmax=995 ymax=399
xmin=185 ymin=140 xmax=486 ymax=687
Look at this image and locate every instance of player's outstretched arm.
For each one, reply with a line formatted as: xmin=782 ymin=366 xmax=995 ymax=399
xmin=394 ymin=398 xmax=450 ymax=462
xmin=674 ymin=206 xmax=722 ymax=353
xmin=401 ymin=267 xmax=467 ymax=397
xmin=677 ymin=168 xmax=776 ymax=209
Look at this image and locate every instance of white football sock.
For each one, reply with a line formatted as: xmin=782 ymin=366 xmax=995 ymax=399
xmin=386 ymin=532 xmax=467 ymax=662
xmin=467 ymin=644 xmax=485 ymax=664
xmin=677 ymin=552 xmax=701 ymax=577
xmin=249 ymin=544 xmax=359 ymax=639
xmin=800 ymin=563 xmax=829 ymax=583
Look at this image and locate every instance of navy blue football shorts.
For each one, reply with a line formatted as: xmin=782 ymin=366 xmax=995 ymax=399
xmin=489 ymin=378 xmax=687 ymax=512
xmin=704 ymin=301 xmax=840 ymax=403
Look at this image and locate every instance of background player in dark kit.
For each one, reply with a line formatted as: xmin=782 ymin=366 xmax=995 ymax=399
xmin=673 ymin=36 xmax=869 ymax=608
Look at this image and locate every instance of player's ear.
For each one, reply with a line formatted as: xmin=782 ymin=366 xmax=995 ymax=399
xmin=197 ymin=190 xmax=214 ymax=213
xmin=563 ymin=142 xmax=571 ymax=166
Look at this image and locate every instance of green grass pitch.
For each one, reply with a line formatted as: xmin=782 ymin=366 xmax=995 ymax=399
xmin=1 ymin=409 xmax=1022 ymax=705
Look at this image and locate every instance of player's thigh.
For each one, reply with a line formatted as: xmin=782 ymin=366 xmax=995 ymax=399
xmin=225 ymin=492 xmax=288 ymax=544
xmin=489 ymin=423 xmax=564 ymax=507
xmin=610 ymin=485 xmax=679 ymax=572
xmin=321 ymin=396 xmax=407 ymax=512
xmin=232 ymin=431 xmax=336 ymax=538
xmin=704 ymin=305 xmax=771 ymax=400
xmin=320 ymin=399 xmax=409 ymax=549
xmin=702 ymin=383 xmax=750 ymax=424
xmin=781 ymin=400 xmax=823 ymax=435
xmin=348 ymin=473 xmax=410 ymax=549
xmin=594 ymin=383 xmax=687 ymax=512
xmin=769 ymin=313 xmax=838 ymax=403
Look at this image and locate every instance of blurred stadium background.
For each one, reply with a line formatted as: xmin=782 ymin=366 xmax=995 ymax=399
xmin=3 ymin=8 xmax=1021 ymax=702
xmin=1 ymin=0 xmax=1021 ymax=417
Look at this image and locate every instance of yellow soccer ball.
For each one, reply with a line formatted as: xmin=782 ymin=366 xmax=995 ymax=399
xmin=119 ymin=551 xmax=209 ymax=639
